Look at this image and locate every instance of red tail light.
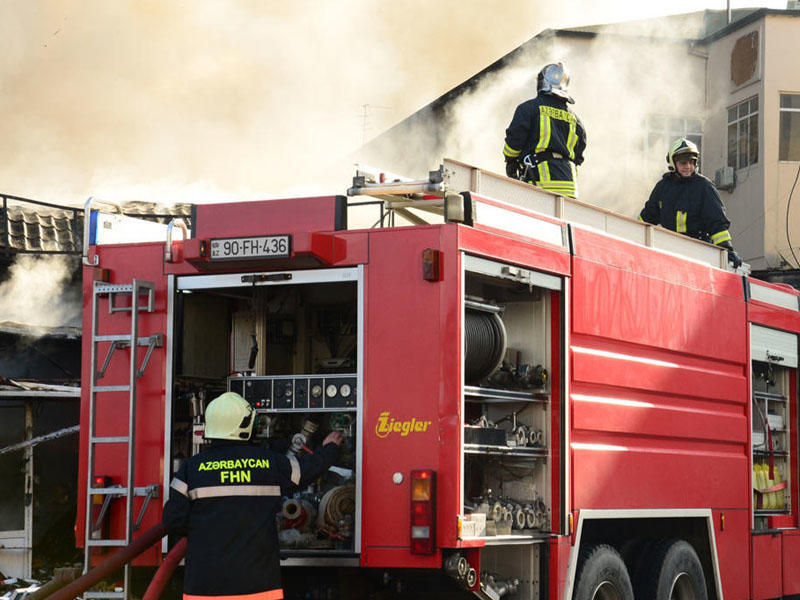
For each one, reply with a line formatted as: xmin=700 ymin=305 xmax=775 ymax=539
xmin=92 ymin=475 xmax=112 ymax=505
xmin=410 ymin=469 xmax=436 ymax=554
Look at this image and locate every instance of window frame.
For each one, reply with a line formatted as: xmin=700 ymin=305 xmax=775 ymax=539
xmin=779 ymin=93 xmax=800 ymax=162
xmin=727 ymin=96 xmax=759 ymax=169
xmin=644 ymin=115 xmax=703 ymax=170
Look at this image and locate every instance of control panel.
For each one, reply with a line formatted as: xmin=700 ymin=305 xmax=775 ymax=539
xmin=228 ymin=374 xmax=358 ymax=411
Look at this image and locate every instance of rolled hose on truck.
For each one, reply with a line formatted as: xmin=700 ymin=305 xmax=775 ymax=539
xmin=42 ymin=523 xmax=186 ymax=600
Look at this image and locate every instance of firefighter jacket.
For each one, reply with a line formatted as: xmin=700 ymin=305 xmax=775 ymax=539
xmin=503 ymin=92 xmax=587 ymax=199
xmin=639 ymin=171 xmax=733 ymax=247
xmin=162 ymin=439 xmax=340 ymax=600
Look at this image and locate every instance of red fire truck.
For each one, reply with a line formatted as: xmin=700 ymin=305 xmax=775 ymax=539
xmin=76 ymin=159 xmax=800 ymax=600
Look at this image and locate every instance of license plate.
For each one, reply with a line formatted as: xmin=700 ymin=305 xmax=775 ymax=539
xmin=209 ymin=235 xmax=291 ymax=260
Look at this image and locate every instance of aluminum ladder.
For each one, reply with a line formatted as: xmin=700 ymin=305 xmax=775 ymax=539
xmin=83 ymin=280 xmax=162 ymax=600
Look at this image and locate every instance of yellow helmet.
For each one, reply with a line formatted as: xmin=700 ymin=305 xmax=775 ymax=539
xmin=667 ymin=138 xmax=699 ymax=171
xmin=204 ymin=392 xmax=254 ymax=441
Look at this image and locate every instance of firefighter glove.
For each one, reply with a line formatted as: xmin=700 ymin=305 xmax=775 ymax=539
xmin=718 ymin=240 xmax=742 ymax=268
xmin=727 ymin=249 xmax=743 ymax=268
xmin=505 ymin=157 xmax=520 ymax=178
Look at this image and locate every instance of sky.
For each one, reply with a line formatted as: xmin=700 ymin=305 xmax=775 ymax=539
xmin=0 ymin=0 xmax=792 ymax=207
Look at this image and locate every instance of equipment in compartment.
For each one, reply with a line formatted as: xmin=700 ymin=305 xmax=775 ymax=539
xmin=462 ymin=263 xmax=554 ymax=545
xmin=229 ymin=374 xmax=357 ymax=410
xmin=270 ymin=412 xmax=357 ymax=552
xmin=173 ymin=271 xmax=361 ymax=556
xmin=464 ymin=303 xmax=507 ymax=384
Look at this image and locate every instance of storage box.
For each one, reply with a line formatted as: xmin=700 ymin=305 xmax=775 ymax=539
xmin=767 ymin=414 xmax=785 ymax=430
xmin=464 ymin=512 xmax=487 ymax=537
xmin=464 ymin=426 xmax=507 ymax=446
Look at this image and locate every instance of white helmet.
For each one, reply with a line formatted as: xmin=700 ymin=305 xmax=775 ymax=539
xmin=204 ymin=392 xmax=254 ymax=441
xmin=667 ymin=138 xmax=700 ymax=172
xmin=537 ymin=63 xmax=574 ymax=104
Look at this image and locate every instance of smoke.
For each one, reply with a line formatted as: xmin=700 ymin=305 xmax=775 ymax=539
xmin=356 ymin=13 xmax=718 ymax=218
xmin=0 ymin=254 xmax=81 ymax=329
xmin=0 ymin=1 xmax=788 ymax=207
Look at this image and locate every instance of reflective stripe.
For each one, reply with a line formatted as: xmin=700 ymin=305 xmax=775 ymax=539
xmin=188 ymin=485 xmax=281 ymax=500
xmin=537 ymin=161 xmax=550 ymax=182
xmin=637 ymin=214 xmax=645 ymax=222
xmin=184 ymin=589 xmax=283 ymax=600
xmin=538 ymin=179 xmax=576 ymax=198
xmin=711 ymin=230 xmax=732 ymax=245
xmin=170 ymin=477 xmax=188 ymax=497
xmin=287 ymin=455 xmax=301 ymax=486
xmin=676 ymin=211 xmax=687 ymax=233
xmin=503 ymin=143 xmax=521 ymax=158
xmin=569 ymin=162 xmax=578 ymax=196
xmin=566 ymin=119 xmax=578 ymax=160
xmin=536 ymin=110 xmax=551 ymax=153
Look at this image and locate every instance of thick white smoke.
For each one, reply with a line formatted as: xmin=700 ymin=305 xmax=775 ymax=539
xmin=0 ymin=1 xmax=787 ymax=206
xmin=0 ymin=254 xmax=81 ymax=329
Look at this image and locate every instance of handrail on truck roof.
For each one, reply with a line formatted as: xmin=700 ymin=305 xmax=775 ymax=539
xmin=348 ymin=158 xmax=739 ymax=273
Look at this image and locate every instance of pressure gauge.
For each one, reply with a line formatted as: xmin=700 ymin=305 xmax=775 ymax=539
xmin=340 ymin=383 xmax=352 ymax=397
xmin=311 ymin=384 xmax=323 ymax=398
xmin=326 ymin=384 xmax=338 ymax=398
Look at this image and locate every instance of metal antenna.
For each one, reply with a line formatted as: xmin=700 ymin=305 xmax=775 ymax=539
xmin=359 ymin=104 xmax=392 ymax=145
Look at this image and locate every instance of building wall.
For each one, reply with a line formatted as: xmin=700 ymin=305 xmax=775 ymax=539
xmin=705 ymin=14 xmax=800 ymax=270
xmin=764 ymin=15 xmax=800 ymax=269
xmin=704 ymin=18 xmax=766 ymax=268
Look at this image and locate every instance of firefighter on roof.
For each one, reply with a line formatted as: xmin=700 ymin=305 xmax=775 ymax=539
xmin=503 ymin=62 xmax=587 ymax=198
xmin=639 ymin=138 xmax=742 ymax=268
xmin=162 ymin=392 xmax=342 ymax=600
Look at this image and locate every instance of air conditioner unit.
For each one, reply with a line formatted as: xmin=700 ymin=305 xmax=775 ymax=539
xmin=714 ymin=166 xmax=735 ymax=191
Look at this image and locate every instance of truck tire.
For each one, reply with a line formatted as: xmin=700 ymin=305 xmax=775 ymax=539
xmin=638 ymin=539 xmax=708 ymax=600
xmin=573 ymin=544 xmax=634 ymax=600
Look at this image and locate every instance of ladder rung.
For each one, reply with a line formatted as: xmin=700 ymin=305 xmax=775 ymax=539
xmin=94 ymin=385 xmax=131 ymax=392
xmin=95 ymin=284 xmax=135 ymax=294
xmin=89 ymin=486 xmax=155 ymax=496
xmin=89 ymin=487 xmax=127 ymax=495
xmin=94 ymin=334 xmax=156 ymax=344
xmin=84 ymin=592 xmax=125 ymax=600
xmin=86 ymin=539 xmax=128 ymax=547
xmin=90 ymin=436 xmax=130 ymax=444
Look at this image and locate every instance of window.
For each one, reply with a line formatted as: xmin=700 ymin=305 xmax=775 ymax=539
xmin=779 ymin=93 xmax=800 ymax=161
xmin=645 ymin=116 xmax=703 ymax=168
xmin=727 ymin=96 xmax=759 ymax=169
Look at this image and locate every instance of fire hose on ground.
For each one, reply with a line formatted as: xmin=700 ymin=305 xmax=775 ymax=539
xmin=142 ymin=537 xmax=187 ymax=600
xmin=43 ymin=523 xmax=185 ymax=600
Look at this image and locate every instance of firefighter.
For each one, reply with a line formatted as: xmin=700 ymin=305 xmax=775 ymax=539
xmin=162 ymin=392 xmax=343 ymax=600
xmin=503 ymin=62 xmax=587 ymax=198
xmin=639 ymin=138 xmax=742 ymax=268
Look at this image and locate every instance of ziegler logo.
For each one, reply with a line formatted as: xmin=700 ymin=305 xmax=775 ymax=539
xmin=375 ymin=411 xmax=432 ymax=438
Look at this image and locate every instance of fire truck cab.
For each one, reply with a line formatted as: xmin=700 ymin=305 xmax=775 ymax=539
xmin=77 ymin=159 xmax=800 ymax=600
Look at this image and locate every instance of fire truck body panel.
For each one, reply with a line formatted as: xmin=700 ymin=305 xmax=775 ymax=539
xmin=76 ymin=163 xmax=800 ymax=599
xmin=361 ymin=225 xmax=455 ymax=567
xmin=80 ymin=242 xmax=170 ymax=566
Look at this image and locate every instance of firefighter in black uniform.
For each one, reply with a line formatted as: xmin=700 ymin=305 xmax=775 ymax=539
xmin=639 ymin=138 xmax=742 ymax=268
xmin=162 ymin=392 xmax=342 ymax=600
xmin=503 ymin=62 xmax=587 ymax=198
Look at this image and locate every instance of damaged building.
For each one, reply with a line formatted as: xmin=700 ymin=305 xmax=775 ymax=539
xmin=0 ymin=194 xmax=188 ymax=581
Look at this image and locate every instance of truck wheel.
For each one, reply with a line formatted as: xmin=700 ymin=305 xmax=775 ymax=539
xmin=638 ymin=539 xmax=708 ymax=600
xmin=573 ymin=544 xmax=634 ymax=600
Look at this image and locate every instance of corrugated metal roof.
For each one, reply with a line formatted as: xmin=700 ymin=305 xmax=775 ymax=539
xmin=0 ymin=194 xmax=192 ymax=254
xmin=0 ymin=321 xmax=81 ymax=339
